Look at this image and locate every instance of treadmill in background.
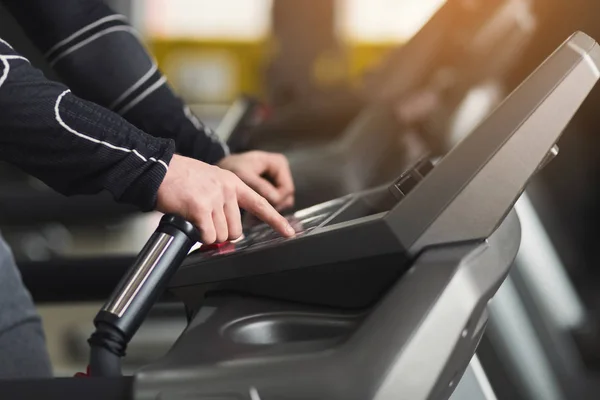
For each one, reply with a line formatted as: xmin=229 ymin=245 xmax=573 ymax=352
xmin=243 ymin=0 xmax=534 ymax=153
xmin=282 ymin=0 xmax=536 ymax=210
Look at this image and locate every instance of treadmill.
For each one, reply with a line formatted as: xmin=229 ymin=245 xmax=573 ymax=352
xmin=120 ymin=32 xmax=600 ymax=400
xmin=2 ymin=31 xmax=592 ymax=400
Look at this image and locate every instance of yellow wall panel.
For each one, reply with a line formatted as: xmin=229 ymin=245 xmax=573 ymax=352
xmin=148 ymin=38 xmax=400 ymax=103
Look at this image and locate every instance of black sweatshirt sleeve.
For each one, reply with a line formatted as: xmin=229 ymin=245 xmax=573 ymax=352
xmin=0 ymin=38 xmax=175 ymax=211
xmin=2 ymin=0 xmax=229 ymax=164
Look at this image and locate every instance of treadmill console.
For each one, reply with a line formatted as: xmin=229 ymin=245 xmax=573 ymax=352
xmin=171 ymin=32 xmax=600 ymax=312
xmin=191 ymin=157 xmax=435 ymax=263
xmin=193 ymin=165 xmax=431 ymax=261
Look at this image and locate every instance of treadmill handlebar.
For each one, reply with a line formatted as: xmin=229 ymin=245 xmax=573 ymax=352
xmin=217 ymin=95 xmax=264 ymax=153
xmin=156 ymin=214 xmax=202 ymax=243
xmin=89 ymin=214 xmax=199 ymax=377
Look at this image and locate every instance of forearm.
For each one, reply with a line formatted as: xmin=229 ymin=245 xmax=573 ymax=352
xmin=2 ymin=0 xmax=228 ymax=164
xmin=0 ymin=39 xmax=174 ymax=211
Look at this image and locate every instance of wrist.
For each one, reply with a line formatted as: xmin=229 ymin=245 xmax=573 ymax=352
xmin=117 ymin=145 xmax=175 ymax=212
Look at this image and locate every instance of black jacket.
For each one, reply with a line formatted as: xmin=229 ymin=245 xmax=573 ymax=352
xmin=0 ymin=0 xmax=229 ymax=211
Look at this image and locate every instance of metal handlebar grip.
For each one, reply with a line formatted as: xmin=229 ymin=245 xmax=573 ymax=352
xmin=95 ymin=214 xmax=200 ymax=341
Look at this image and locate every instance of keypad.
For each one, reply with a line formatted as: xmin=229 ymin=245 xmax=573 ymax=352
xmin=191 ymin=198 xmax=350 ymax=259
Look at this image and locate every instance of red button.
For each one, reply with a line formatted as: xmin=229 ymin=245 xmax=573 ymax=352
xmin=199 ymin=242 xmax=230 ymax=252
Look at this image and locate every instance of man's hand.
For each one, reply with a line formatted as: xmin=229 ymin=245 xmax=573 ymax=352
xmin=217 ymin=151 xmax=295 ymax=211
xmin=156 ymin=155 xmax=295 ymax=244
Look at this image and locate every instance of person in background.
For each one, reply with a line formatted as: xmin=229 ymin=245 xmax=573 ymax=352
xmin=0 ymin=0 xmax=295 ymax=378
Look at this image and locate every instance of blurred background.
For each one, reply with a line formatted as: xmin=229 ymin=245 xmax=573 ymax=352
xmin=3 ymin=1 xmax=600 ymax=398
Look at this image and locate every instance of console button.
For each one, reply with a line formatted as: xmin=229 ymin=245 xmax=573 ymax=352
xmin=199 ymin=242 xmax=230 ymax=252
xmin=416 ymin=159 xmax=434 ymax=177
xmin=398 ymin=174 xmax=419 ymax=195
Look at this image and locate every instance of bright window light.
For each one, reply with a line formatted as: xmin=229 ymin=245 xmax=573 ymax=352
xmin=140 ymin=0 xmax=272 ymax=40
xmin=338 ymin=0 xmax=446 ymax=42
xmin=137 ymin=0 xmax=445 ymax=43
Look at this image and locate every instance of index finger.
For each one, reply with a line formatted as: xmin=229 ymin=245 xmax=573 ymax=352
xmin=264 ymin=155 xmax=295 ymax=197
xmin=236 ymin=182 xmax=295 ymax=238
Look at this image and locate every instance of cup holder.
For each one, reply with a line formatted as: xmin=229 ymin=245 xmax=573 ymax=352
xmin=223 ymin=313 xmax=358 ymax=345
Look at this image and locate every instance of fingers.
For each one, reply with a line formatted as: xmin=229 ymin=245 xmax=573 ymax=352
xmin=240 ymin=173 xmax=282 ymax=205
xmin=194 ymin=212 xmax=216 ymax=244
xmin=277 ymin=194 xmax=294 ymax=212
xmin=263 ymin=153 xmax=295 ymax=199
xmin=236 ymin=182 xmax=295 ymax=238
xmin=210 ymin=174 xmax=242 ymax=243
xmin=212 ymin=208 xmax=229 ymax=243
xmin=224 ymin=200 xmax=243 ymax=240
xmin=155 ymin=154 xmax=294 ymax=244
